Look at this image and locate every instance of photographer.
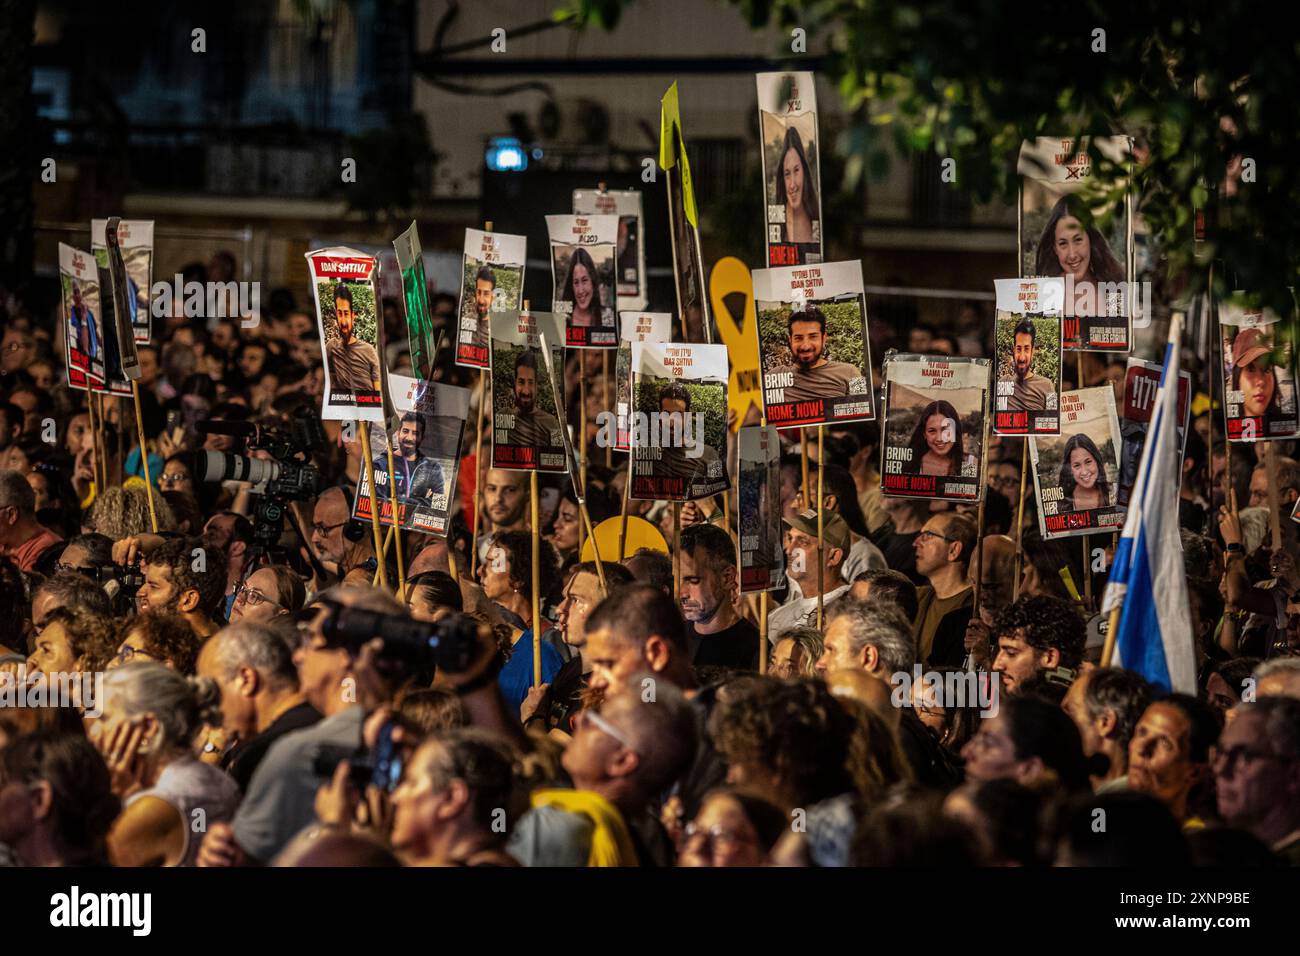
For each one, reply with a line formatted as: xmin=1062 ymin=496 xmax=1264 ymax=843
xmin=30 ymin=572 xmax=114 ymax=635
xmin=119 ymin=535 xmax=229 ymax=640
xmin=198 ymin=585 xmax=418 ymax=866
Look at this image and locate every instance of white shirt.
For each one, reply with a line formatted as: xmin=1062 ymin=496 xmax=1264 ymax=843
xmin=767 ymin=584 xmax=850 ymax=643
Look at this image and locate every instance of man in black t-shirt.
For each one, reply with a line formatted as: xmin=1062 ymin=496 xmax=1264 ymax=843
xmin=678 ymin=523 xmax=760 ymax=670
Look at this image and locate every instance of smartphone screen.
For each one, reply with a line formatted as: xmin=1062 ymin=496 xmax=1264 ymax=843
xmin=369 ymin=722 xmax=403 ymax=793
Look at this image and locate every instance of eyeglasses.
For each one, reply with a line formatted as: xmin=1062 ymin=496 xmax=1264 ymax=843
xmin=312 ymin=519 xmax=349 ymax=536
xmin=916 ymin=530 xmax=955 ymax=544
xmin=682 ymin=822 xmax=755 ymax=850
xmin=114 ymin=645 xmax=156 ymax=666
xmin=235 ymin=585 xmax=281 ymax=610
xmin=159 ymin=472 xmax=189 ymax=486
xmin=575 ymin=708 xmax=636 ymax=750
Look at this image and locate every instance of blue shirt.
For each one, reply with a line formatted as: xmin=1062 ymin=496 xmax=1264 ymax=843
xmin=498 ymin=629 xmax=564 ymax=713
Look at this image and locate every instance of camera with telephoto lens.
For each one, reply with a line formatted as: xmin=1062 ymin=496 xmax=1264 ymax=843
xmin=315 ymin=601 xmax=481 ymax=676
xmin=191 ymin=407 xmax=326 ymax=503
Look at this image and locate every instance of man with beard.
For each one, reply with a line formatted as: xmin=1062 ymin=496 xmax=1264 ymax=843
xmin=467 ymin=265 xmax=496 ymax=353
xmin=648 ymin=382 xmax=722 ymax=496
xmin=375 ymin=412 xmax=444 ymax=505
xmin=775 ymin=306 xmax=861 ymax=404
xmin=478 ymin=469 xmax=528 ymax=565
xmin=324 ymin=283 xmax=381 ymax=396
xmin=68 ymin=279 xmax=100 ymax=364
xmin=678 ymin=523 xmax=758 ymax=669
xmin=504 ymin=352 xmax=561 ymax=449
xmin=1007 ymin=319 xmax=1054 ymax=412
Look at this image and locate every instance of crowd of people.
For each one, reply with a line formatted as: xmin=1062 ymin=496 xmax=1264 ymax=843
xmin=0 ymin=259 xmax=1298 ymax=869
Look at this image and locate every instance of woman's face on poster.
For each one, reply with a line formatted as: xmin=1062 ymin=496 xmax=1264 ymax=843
xmin=571 ymin=261 xmax=594 ymax=313
xmin=1053 ymin=216 xmax=1092 ymax=281
xmin=1239 ymin=358 xmax=1276 ymax=417
xmin=1069 ymin=445 xmax=1099 ymax=490
xmin=782 ymin=145 xmax=805 ymax=212
xmin=925 ymin=413 xmax=956 ymax=457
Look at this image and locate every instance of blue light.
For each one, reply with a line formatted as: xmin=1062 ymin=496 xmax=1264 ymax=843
xmin=486 ymin=136 xmax=528 ymax=172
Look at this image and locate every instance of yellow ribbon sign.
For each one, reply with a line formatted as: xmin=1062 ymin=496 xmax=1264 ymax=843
xmin=710 ymin=256 xmax=763 ymax=431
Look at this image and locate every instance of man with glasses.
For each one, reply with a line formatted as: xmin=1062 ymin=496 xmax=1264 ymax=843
xmin=911 ymin=512 xmax=976 ymax=666
xmin=1214 ymin=697 xmax=1300 ymax=861
xmin=509 ymin=677 xmax=698 ymax=866
xmin=53 ymin=533 xmax=114 ymax=581
xmin=308 ymin=486 xmax=352 ymax=585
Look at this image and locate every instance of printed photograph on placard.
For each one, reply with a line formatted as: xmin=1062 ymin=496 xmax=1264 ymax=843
xmin=92 ymin=218 xmax=154 ymax=344
xmin=455 ymin=228 xmax=526 ymax=369
xmin=490 ymin=310 xmax=567 ymax=473
xmin=574 ymin=189 xmax=646 ymax=311
xmin=753 ymin=260 xmax=874 ymax=429
xmin=880 ymin=355 xmax=989 ymax=502
xmin=58 ymin=243 xmax=106 ymax=390
xmin=1031 ymin=386 xmax=1125 ymax=539
xmin=757 ymin=71 xmax=822 ymax=268
xmin=739 ymin=424 xmax=786 ymax=592
xmin=629 ymin=342 xmax=730 ymax=502
xmin=993 ymin=278 xmax=1063 ymax=437
xmin=1018 ymin=136 xmax=1132 ymax=352
xmin=1220 ymin=300 xmax=1300 ymax=442
xmin=1118 ymin=356 xmax=1192 ymax=506
xmin=547 ymin=214 xmax=618 ymax=349
xmin=305 ymin=247 xmax=384 ymax=422
xmin=353 ymin=375 xmax=469 ymax=536
xmin=614 ymin=312 xmax=672 ymax=452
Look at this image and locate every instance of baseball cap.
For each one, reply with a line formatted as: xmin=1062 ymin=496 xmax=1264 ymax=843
xmin=783 ymin=508 xmax=851 ymax=553
xmin=1232 ymin=327 xmax=1272 ymax=369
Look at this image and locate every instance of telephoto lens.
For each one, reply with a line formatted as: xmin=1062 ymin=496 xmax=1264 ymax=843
xmin=192 ymin=450 xmax=281 ymax=486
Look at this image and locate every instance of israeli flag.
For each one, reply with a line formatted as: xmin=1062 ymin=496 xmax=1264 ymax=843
xmin=1101 ymin=313 xmax=1196 ymax=693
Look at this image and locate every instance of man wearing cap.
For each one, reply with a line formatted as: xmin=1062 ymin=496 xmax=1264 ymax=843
xmin=1231 ymin=327 xmax=1283 ymax=424
xmin=911 ymin=512 xmax=976 ymax=666
xmin=1006 ymin=319 xmax=1055 ymax=412
xmin=767 ymin=508 xmax=851 ymax=641
xmin=776 ymin=306 xmax=863 ymax=404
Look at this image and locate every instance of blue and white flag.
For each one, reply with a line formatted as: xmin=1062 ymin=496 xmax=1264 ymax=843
xmin=1100 ymin=313 xmax=1196 ymax=693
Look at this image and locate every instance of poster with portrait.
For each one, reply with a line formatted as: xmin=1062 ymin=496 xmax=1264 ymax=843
xmin=92 ymin=218 xmax=154 ymax=344
xmin=393 ymin=223 xmax=438 ymax=381
xmin=629 ymin=341 xmax=730 ymax=501
xmin=574 ymin=188 xmax=646 ymax=311
xmin=305 ymin=247 xmax=385 ymax=422
xmin=58 ymin=243 xmax=106 ymax=390
xmin=1118 ymin=356 xmax=1192 ymax=506
xmin=614 ymin=312 xmax=672 ymax=452
xmin=352 ymin=374 xmax=469 ymax=536
xmin=1018 ymin=136 xmax=1133 ymax=352
xmin=753 ymin=260 xmax=875 ymax=429
xmin=455 ymin=228 xmax=526 ymax=369
xmin=547 ymin=214 xmax=618 ymax=349
xmin=993 ymin=277 xmax=1063 ymax=437
xmin=490 ymin=309 xmax=567 ymax=473
xmin=757 ymin=71 xmax=822 ymax=268
xmin=1031 ymin=386 xmax=1125 ymax=539
xmin=661 ymin=81 xmax=711 ymax=343
xmin=1219 ymin=300 xmax=1300 ymax=442
xmin=739 ymin=424 xmax=786 ymax=592
xmin=880 ymin=354 xmax=989 ymax=502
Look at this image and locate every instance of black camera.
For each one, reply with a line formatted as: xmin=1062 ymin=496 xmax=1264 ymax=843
xmin=315 ymin=601 xmax=480 ymax=676
xmin=192 ymin=407 xmax=326 ymax=504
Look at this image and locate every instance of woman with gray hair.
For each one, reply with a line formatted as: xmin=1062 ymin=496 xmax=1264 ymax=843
xmin=90 ymin=662 xmax=241 ymax=866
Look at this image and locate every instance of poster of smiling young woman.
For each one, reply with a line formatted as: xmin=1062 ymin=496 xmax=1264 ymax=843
xmin=1219 ymin=299 xmax=1300 ymax=442
xmin=455 ymin=227 xmax=526 ymax=370
xmin=305 ymin=247 xmax=385 ymax=422
xmin=629 ymin=341 xmax=730 ymax=501
xmin=1031 ymin=386 xmax=1125 ymax=539
xmin=880 ymin=354 xmax=989 ymax=502
xmin=993 ymin=277 xmax=1063 ymax=437
xmin=1018 ymin=136 xmax=1132 ymax=352
xmin=752 ymin=260 xmax=874 ymax=429
xmin=574 ymin=188 xmax=646 ymax=311
xmin=757 ymin=71 xmax=822 ymax=268
xmin=490 ymin=309 xmax=568 ymax=473
xmin=352 ymin=374 xmax=469 ymax=536
xmin=547 ymin=214 xmax=619 ymax=349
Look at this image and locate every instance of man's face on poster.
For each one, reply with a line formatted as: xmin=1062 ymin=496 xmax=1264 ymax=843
xmin=335 ymin=295 xmax=354 ymax=339
xmin=788 ymin=319 xmax=825 ymax=370
xmin=474 ymin=279 xmax=494 ymax=318
xmin=71 ymin=283 xmax=83 ymax=309
xmin=398 ymin=419 xmax=421 ymax=458
xmin=1013 ymin=332 xmax=1035 ymax=381
xmin=514 ymin=364 xmax=536 ymax=414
